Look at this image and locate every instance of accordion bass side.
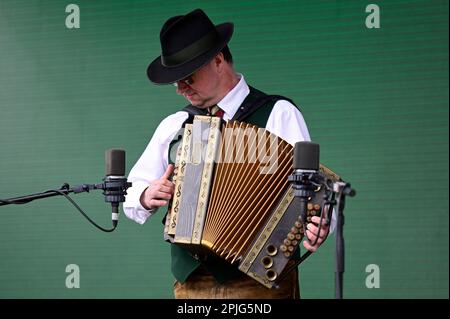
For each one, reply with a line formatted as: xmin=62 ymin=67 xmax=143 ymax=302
xmin=164 ymin=115 xmax=339 ymax=288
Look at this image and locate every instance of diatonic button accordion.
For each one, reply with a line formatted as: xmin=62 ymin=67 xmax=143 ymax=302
xmin=164 ymin=115 xmax=340 ymax=288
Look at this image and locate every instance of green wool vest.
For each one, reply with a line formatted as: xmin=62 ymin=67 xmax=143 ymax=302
xmin=166 ymin=86 xmax=300 ymax=283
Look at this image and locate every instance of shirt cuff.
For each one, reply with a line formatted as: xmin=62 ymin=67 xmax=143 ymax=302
xmin=123 ymin=181 xmax=156 ymax=224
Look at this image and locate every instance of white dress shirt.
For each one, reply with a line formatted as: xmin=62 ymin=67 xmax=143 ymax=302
xmin=124 ymin=75 xmax=311 ymax=224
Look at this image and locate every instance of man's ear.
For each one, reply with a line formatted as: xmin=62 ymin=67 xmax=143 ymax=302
xmin=213 ymin=52 xmax=225 ymax=71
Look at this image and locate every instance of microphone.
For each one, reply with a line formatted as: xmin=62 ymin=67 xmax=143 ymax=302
xmin=289 ymin=141 xmax=321 ymax=225
xmin=293 ymin=141 xmax=320 ymax=172
xmin=103 ymin=149 xmax=131 ymax=228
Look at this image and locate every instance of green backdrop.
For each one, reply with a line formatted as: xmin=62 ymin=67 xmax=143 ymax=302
xmin=0 ymin=0 xmax=448 ymax=299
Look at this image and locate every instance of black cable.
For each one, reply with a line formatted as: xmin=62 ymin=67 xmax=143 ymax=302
xmin=47 ymin=189 xmax=117 ymax=232
xmin=2 ymin=185 xmax=117 ymax=232
xmin=303 ymin=200 xmax=331 ymax=247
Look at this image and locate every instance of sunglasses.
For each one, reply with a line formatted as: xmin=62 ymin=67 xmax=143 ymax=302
xmin=173 ymin=75 xmax=194 ymax=87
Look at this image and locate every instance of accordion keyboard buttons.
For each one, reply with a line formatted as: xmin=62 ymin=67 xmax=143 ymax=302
xmin=277 ymin=201 xmax=324 ymax=260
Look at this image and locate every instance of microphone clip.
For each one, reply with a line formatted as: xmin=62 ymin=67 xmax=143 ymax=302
xmin=100 ymin=176 xmax=132 ymax=205
xmin=288 ymin=169 xmax=320 ymax=198
xmin=288 ymin=169 xmax=320 ymax=225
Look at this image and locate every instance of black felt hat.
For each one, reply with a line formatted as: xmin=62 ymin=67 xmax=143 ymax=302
xmin=147 ymin=9 xmax=234 ymax=84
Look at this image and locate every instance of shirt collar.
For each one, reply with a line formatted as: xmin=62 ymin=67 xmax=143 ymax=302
xmin=217 ymin=74 xmax=249 ymax=120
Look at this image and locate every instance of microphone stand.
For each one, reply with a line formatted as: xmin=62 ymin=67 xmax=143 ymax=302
xmin=0 ymin=178 xmax=131 ymax=232
xmin=332 ymin=181 xmax=355 ymax=299
xmin=279 ymin=176 xmax=356 ymax=299
xmin=0 ymin=183 xmax=101 ymax=206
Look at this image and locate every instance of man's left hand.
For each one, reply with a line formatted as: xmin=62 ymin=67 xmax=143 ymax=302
xmin=303 ymin=216 xmax=330 ymax=252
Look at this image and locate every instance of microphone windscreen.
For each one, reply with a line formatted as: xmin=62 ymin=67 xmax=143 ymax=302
xmin=293 ymin=142 xmax=320 ymax=171
xmin=105 ymin=149 xmax=125 ymax=176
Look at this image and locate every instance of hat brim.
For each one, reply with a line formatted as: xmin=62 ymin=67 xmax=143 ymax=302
xmin=147 ymin=22 xmax=234 ymax=85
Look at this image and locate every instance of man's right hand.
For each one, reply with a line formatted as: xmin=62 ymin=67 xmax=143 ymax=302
xmin=140 ymin=164 xmax=175 ymax=210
